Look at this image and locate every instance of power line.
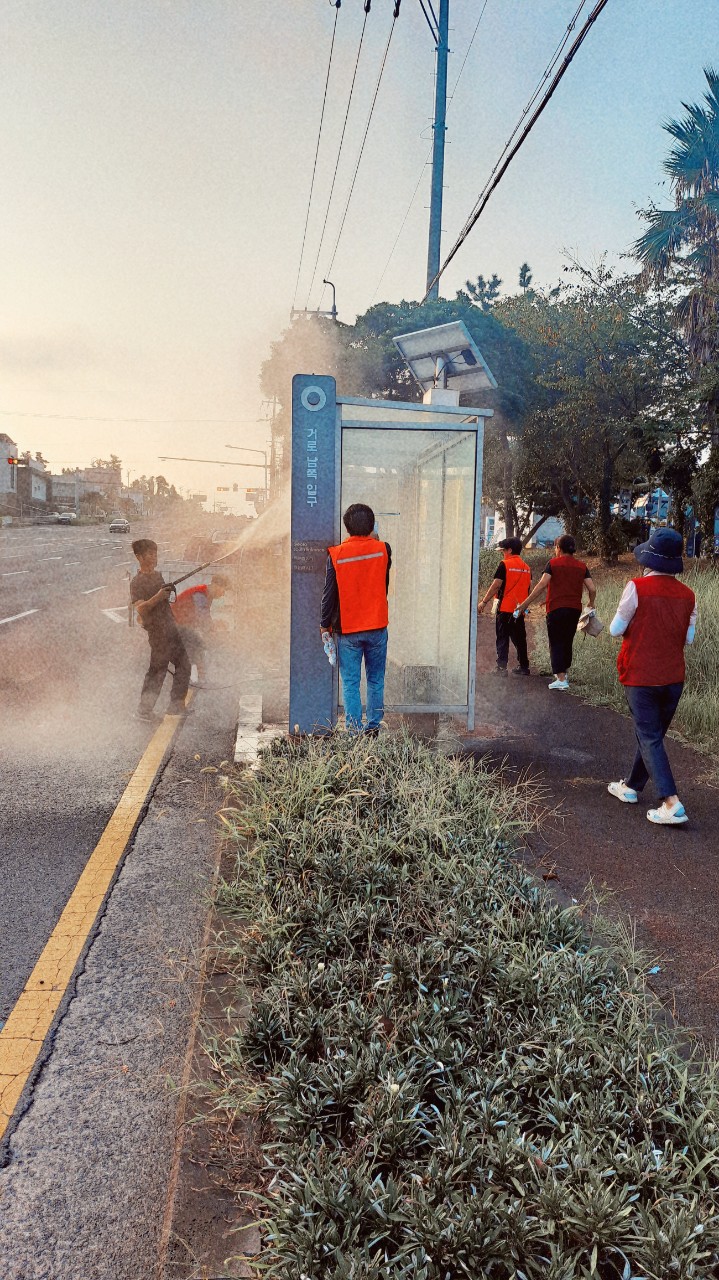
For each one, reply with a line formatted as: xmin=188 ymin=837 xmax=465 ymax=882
xmin=370 ymin=0 xmax=490 ymax=304
xmin=0 ymin=410 xmax=262 ymax=424
xmin=416 ymin=0 xmax=438 ymax=42
xmin=423 ymin=0 xmax=611 ymax=300
xmin=489 ymin=0 xmax=587 ymax=162
xmin=292 ymin=2 xmax=341 ymax=311
xmin=446 ymin=0 xmax=489 ymax=109
xmin=305 ymin=4 xmax=372 ymax=310
xmin=321 ymin=4 xmax=401 ymax=294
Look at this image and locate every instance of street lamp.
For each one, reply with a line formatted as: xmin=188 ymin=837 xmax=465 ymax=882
xmin=224 ymin=445 xmax=269 ymax=499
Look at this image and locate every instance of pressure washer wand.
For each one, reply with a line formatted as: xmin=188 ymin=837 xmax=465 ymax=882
xmin=167 ymin=546 xmax=239 ymax=592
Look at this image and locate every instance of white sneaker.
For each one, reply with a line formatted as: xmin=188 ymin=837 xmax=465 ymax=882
xmin=548 ymin=678 xmax=569 ymax=690
xmin=608 ymin=780 xmax=638 ymax=804
xmin=647 ymin=800 xmax=687 ymax=825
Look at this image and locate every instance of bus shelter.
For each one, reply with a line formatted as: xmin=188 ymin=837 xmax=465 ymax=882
xmin=289 ymin=323 xmax=495 ymax=734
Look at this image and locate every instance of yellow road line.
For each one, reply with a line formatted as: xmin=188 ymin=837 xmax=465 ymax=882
xmin=0 ymin=707 xmax=190 ymax=1142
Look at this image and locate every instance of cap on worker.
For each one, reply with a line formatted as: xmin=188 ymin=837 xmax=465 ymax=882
xmin=633 ymin=526 xmax=684 ymax=575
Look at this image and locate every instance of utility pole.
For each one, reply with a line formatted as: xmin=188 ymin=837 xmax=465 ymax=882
xmin=425 ymin=0 xmax=449 ymax=301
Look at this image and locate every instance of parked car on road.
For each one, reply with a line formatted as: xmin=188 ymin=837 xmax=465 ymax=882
xmin=109 ymin=518 xmax=130 ymax=533
xmin=57 ymin=512 xmax=77 ymax=524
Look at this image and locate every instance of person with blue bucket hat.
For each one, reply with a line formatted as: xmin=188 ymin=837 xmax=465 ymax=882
xmin=607 ymin=527 xmax=697 ymax=825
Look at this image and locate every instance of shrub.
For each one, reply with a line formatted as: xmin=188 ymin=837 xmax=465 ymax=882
xmin=213 ymin=734 xmax=719 ymax=1279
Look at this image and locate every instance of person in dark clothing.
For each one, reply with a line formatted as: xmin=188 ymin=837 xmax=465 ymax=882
xmin=130 ymin=538 xmax=191 ymax=719
xmin=477 ymin=537 xmax=531 ymax=676
xmin=321 ymin=505 xmax=392 ymax=735
xmin=517 ymin=534 xmax=596 ymax=690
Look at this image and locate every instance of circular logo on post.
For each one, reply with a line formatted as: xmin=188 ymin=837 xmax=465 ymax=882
xmin=300 ymin=385 xmax=327 ymax=413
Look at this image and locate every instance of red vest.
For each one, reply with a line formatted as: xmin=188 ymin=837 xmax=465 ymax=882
xmin=617 ymin=575 xmax=695 ymax=687
xmin=328 ymin=536 xmax=389 ymax=634
xmin=498 ymin=555 xmax=531 ymax=613
xmin=545 ymin=555 xmax=588 ymax=612
xmin=172 ymin=583 xmax=208 ymax=626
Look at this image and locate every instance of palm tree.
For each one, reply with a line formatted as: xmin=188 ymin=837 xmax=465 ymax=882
xmin=634 ymin=68 xmax=719 ymax=445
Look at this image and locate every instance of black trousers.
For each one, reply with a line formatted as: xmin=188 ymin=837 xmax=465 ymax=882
xmin=495 ymin=610 xmax=529 ymax=669
xmin=139 ymin=634 xmax=191 ymax=712
xmin=546 ymin=607 xmax=581 ymax=675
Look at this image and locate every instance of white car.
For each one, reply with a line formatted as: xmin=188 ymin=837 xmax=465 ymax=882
xmin=57 ymin=512 xmax=77 ymax=524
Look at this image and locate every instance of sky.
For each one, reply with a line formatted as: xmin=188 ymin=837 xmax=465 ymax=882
xmin=1 ymin=0 xmax=717 ymax=513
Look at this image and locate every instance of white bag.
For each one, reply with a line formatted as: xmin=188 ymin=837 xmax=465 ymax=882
xmin=577 ymin=607 xmax=604 ymax=637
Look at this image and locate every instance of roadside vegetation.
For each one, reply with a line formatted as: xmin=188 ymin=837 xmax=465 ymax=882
xmin=528 ymin=559 xmax=719 ymax=761
xmin=211 ymin=734 xmax=719 ymax=1279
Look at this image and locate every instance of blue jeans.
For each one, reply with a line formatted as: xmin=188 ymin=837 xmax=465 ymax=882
xmin=337 ymin=628 xmax=388 ymax=732
xmin=624 ymin=683 xmax=683 ymax=799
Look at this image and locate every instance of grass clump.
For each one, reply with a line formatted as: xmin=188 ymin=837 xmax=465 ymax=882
xmin=530 ymin=564 xmax=719 ymax=758
xmin=213 ymin=732 xmax=719 ymax=1279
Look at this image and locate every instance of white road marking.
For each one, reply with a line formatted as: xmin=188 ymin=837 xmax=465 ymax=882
xmin=101 ymin=607 xmax=129 ymax=624
xmin=37 ymin=556 xmax=62 ymax=562
xmin=64 ymin=561 xmax=80 ymax=566
xmin=1 ymin=570 xmax=28 ymax=577
xmin=0 ymin=609 xmax=39 ymax=627
xmin=81 ymin=585 xmax=106 ymax=594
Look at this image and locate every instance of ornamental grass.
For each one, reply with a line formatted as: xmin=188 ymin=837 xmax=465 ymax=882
xmin=211 ymin=733 xmax=719 ymax=1279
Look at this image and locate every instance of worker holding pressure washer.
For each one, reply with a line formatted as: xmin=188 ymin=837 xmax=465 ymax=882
xmin=130 ymin=538 xmax=191 ymax=720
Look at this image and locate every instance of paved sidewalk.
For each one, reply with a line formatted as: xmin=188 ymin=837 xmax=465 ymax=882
xmin=465 ymin=617 xmax=719 ymax=1044
xmin=0 ymin=676 xmax=239 ymax=1280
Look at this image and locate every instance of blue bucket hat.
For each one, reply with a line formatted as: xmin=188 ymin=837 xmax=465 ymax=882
xmin=633 ymin=526 xmax=684 ymax=575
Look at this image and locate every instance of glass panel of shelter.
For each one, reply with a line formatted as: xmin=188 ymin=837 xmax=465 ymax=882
xmin=339 ymin=421 xmax=478 ymax=712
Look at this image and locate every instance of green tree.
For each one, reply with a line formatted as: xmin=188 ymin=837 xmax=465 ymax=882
xmin=500 ymin=267 xmax=690 ymax=561
xmin=261 ymin=297 xmax=536 ymax=532
xmin=458 ymin=273 xmax=503 ymax=310
xmin=518 ymin=262 xmax=533 ymax=293
xmin=634 ymin=66 xmax=719 ymax=534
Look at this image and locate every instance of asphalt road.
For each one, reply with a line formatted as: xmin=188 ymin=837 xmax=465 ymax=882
xmin=0 ymin=519 xmax=190 ymax=1024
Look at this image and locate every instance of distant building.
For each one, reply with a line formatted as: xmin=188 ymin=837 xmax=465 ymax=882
xmin=632 ymin=488 xmax=670 ymax=523
xmin=17 ymin=458 xmax=49 ymax=514
xmin=482 ymin=505 xmax=564 ymax=548
xmin=122 ymin=487 xmax=145 ymax=514
xmin=0 ymin=433 xmax=19 ymax=516
xmin=81 ymin=465 xmax=121 ymax=497
xmin=50 ymin=474 xmax=80 ymax=508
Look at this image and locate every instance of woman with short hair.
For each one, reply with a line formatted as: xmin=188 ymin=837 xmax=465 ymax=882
xmin=517 ymin=534 xmax=596 ymax=690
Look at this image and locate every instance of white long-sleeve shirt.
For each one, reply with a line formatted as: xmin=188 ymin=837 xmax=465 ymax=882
xmin=609 ymin=570 xmax=697 ymax=643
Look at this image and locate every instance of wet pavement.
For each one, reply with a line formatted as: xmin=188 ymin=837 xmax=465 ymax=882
xmin=464 ymin=615 xmax=719 ymax=1045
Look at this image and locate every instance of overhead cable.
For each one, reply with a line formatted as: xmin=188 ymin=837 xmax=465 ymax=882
xmin=305 ymin=5 xmax=371 ymax=309
xmin=321 ymin=4 xmax=400 ymax=293
xmin=416 ymin=0 xmax=438 ymax=41
xmin=447 ymin=0 xmax=490 ymax=109
xmin=370 ymin=0 xmax=490 ymax=304
xmin=292 ymin=2 xmax=341 ymax=311
xmin=423 ymin=0 xmax=611 ymax=300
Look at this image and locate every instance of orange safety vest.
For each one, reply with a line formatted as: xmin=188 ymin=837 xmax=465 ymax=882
xmin=172 ymin=583 xmax=208 ymax=626
xmin=498 ymin=554 xmax=531 ymax=613
xmin=328 ymin=536 xmax=389 ymax=634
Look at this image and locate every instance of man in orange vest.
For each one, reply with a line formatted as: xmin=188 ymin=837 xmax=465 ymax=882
xmin=321 ymin=503 xmax=391 ymax=736
xmin=171 ymin=574 xmax=230 ymax=685
xmin=477 ymin=536 xmax=532 ymax=676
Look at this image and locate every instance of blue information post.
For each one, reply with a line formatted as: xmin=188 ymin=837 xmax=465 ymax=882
xmin=289 ymin=374 xmax=338 ymax=734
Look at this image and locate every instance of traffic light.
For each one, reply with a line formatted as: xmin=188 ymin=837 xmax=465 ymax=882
xmin=232 ymin=483 xmax=239 ymax=492
xmin=7 ymin=457 xmax=17 ymax=465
